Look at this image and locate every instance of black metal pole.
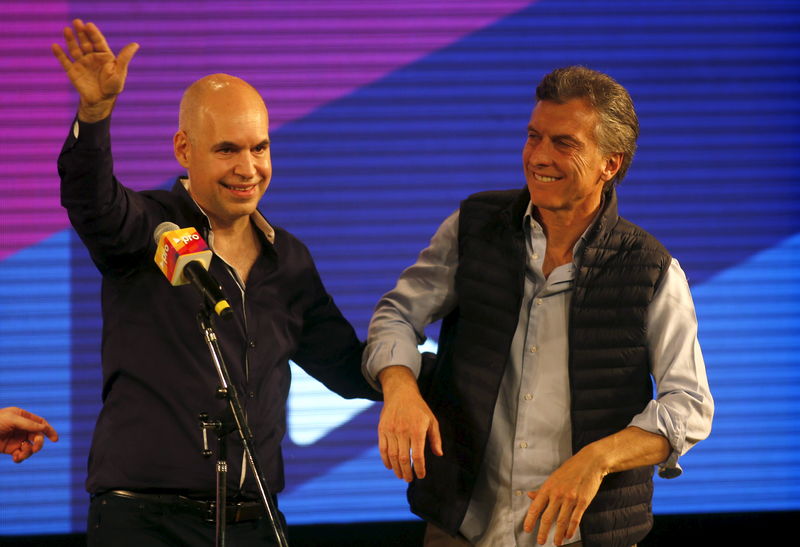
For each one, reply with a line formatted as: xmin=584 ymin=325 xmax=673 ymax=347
xmin=196 ymin=308 xmax=290 ymax=547
xmin=215 ymin=427 xmax=228 ymax=547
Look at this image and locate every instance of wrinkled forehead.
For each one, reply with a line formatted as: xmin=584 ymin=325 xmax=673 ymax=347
xmin=529 ymin=99 xmax=599 ymax=138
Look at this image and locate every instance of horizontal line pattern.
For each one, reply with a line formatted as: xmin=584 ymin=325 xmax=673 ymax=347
xmin=1 ymin=0 xmax=799 ymax=535
xmin=0 ymin=231 xmax=72 ymax=533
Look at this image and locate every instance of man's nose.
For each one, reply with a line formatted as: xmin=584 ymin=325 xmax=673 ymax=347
xmin=234 ymin=152 xmax=256 ymax=179
xmin=527 ymin=139 xmax=554 ymax=167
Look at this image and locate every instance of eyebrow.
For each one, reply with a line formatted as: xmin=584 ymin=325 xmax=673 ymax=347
xmin=212 ymin=141 xmax=241 ymax=150
xmin=212 ymin=139 xmax=270 ymax=150
xmin=554 ymin=134 xmax=582 ymax=146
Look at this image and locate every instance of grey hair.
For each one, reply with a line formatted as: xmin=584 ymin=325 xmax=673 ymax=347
xmin=536 ymin=66 xmax=639 ymax=186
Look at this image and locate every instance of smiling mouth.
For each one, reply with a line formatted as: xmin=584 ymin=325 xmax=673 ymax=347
xmin=220 ymin=181 xmax=260 ymax=193
xmin=533 ymin=173 xmax=561 ymax=183
xmin=219 ymin=177 xmax=264 ymax=195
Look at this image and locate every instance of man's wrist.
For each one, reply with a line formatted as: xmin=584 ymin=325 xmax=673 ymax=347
xmin=578 ymin=441 xmax=613 ymax=477
xmin=78 ymin=99 xmax=115 ymax=123
xmin=377 ymin=365 xmax=418 ymax=393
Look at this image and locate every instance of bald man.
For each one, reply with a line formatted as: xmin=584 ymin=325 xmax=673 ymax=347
xmin=54 ymin=20 xmax=378 ymax=546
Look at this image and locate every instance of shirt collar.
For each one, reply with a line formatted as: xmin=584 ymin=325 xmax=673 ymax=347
xmin=522 ymin=194 xmax=606 ymax=262
xmin=179 ymin=177 xmax=276 ymax=245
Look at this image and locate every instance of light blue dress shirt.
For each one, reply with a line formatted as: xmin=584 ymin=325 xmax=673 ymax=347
xmin=364 ymin=206 xmax=714 ymax=546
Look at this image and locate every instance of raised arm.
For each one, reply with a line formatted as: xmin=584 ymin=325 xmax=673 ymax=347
xmin=51 ymin=19 xmax=139 ymax=122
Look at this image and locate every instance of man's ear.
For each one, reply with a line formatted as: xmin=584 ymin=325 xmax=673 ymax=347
xmin=601 ymin=152 xmax=623 ymax=183
xmin=174 ymin=130 xmax=190 ymax=168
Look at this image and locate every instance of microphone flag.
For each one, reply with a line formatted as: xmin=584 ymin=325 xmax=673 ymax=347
xmin=154 ymin=223 xmax=213 ymax=285
xmin=153 ymin=222 xmax=232 ymax=318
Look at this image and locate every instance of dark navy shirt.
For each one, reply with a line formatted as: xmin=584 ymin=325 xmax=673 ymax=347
xmin=59 ymin=116 xmax=377 ymax=497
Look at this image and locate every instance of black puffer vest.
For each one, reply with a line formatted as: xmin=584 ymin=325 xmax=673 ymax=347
xmin=410 ymin=188 xmax=671 ymax=547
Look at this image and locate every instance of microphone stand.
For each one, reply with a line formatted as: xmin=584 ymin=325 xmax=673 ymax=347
xmin=196 ymin=304 xmax=290 ymax=547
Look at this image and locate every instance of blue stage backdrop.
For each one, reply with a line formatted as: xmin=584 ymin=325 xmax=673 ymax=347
xmin=1 ymin=0 xmax=799 ymax=535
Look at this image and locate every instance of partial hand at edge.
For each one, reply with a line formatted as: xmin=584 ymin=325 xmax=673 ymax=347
xmin=0 ymin=407 xmax=59 ymax=464
xmin=377 ymin=365 xmax=443 ymax=482
xmin=51 ymin=19 xmax=139 ymax=123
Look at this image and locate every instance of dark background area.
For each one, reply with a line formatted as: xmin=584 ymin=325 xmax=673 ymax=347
xmin=1 ymin=512 xmax=794 ymax=546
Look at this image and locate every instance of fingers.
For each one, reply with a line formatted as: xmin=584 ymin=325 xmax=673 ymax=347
xmin=85 ymin=21 xmax=111 ymax=52
xmin=524 ymin=491 xmax=586 ymax=546
xmin=60 ymin=19 xmax=88 ymax=62
xmin=29 ymin=432 xmax=46 ymax=455
xmin=537 ymin=501 xmax=561 ymax=545
xmin=412 ymin=417 xmax=444 ymax=479
xmin=410 ymin=427 xmax=427 ymax=479
xmin=3 ymin=409 xmax=59 ymax=442
xmin=64 ymin=25 xmax=83 ymax=60
xmin=51 ymin=43 xmax=72 ymax=72
xmin=116 ymin=42 xmax=140 ymax=74
xmin=427 ymin=418 xmax=443 ymax=457
xmin=524 ymin=491 xmax=542 ymax=534
xmin=378 ymin=430 xmax=391 ymax=470
xmin=525 ymin=491 xmax=563 ymax=546
xmin=58 ymin=19 xmax=137 ymax=66
xmin=75 ymin=20 xmax=94 ymax=56
xmin=379 ymin=418 xmax=409 ymax=481
xmin=397 ymin=436 xmax=414 ymax=482
xmin=381 ymin=434 xmax=420 ymax=481
xmin=551 ymin=497 xmax=577 ymax=546
xmin=384 ymin=431 xmax=404 ymax=480
xmin=378 ymin=421 xmax=432 ymax=482
xmin=31 ymin=416 xmax=58 ymax=442
xmin=12 ymin=443 xmax=34 ymax=463
xmin=43 ymin=421 xmax=59 ymax=442
xmin=565 ymin=498 xmax=589 ymax=542
xmin=7 ymin=411 xmax=48 ymax=434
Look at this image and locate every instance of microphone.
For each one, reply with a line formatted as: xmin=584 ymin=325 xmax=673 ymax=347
xmin=153 ymin=222 xmax=232 ymax=319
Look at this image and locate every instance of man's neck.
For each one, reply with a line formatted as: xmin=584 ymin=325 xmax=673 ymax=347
xmin=535 ymin=199 xmax=601 ymax=278
xmin=536 ymin=204 xmax=598 ymax=254
xmin=208 ymin=216 xmax=262 ymax=284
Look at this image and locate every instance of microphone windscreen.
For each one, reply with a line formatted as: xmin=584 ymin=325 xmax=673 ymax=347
xmin=153 ymin=224 xmax=213 ymax=285
xmin=153 ymin=221 xmax=180 ymax=245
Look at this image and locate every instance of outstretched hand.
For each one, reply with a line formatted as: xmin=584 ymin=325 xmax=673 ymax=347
xmin=0 ymin=407 xmax=59 ymax=463
xmin=51 ymin=19 xmax=139 ymax=122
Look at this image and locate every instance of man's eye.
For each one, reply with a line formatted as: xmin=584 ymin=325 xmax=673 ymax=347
xmin=556 ymin=140 xmax=576 ymax=149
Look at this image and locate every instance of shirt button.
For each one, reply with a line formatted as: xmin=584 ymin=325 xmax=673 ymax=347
xmin=515 ymin=490 xmax=523 ymax=497
xmin=524 ymin=393 xmax=533 ymax=401
xmin=249 ymin=391 xmax=255 ymax=398
xmin=248 ymin=340 xmax=256 ymax=348
xmin=535 ymin=298 xmax=543 ymax=306
xmin=532 ymin=253 xmax=539 ymax=260
xmin=529 ymin=346 xmax=537 ymax=353
xmin=519 ymin=441 xmax=528 ymax=449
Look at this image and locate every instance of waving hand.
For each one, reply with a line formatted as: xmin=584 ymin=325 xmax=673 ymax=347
xmin=51 ymin=19 xmax=139 ymax=122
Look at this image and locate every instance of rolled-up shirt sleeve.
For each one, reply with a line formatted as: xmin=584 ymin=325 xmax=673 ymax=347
xmin=362 ymin=211 xmax=460 ymax=389
xmin=629 ymin=258 xmax=714 ymax=478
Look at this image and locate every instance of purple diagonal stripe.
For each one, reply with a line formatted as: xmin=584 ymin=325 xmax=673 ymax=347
xmin=0 ymin=0 xmax=535 ymax=261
